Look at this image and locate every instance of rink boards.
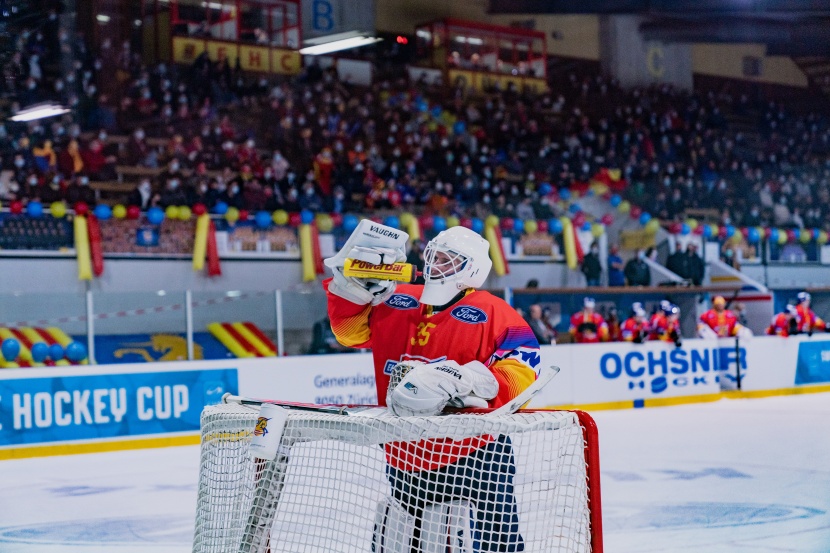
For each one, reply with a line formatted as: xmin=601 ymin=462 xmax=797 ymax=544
xmin=1 ymin=335 xmax=830 ymax=459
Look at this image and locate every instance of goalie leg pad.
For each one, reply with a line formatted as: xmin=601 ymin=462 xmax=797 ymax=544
xmin=372 ymin=498 xmax=416 ymax=553
xmin=421 ymin=500 xmax=480 ymax=553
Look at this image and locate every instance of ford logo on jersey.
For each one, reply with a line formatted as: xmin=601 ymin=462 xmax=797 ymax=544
xmin=450 ymin=305 xmax=488 ymax=324
xmin=385 ymin=294 xmax=419 ymax=309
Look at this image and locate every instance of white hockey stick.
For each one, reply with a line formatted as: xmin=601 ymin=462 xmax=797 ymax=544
xmin=489 ymin=365 xmax=560 ymax=416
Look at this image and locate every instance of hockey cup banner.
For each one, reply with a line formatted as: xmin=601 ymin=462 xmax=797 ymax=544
xmin=0 ymin=368 xmax=238 ymax=447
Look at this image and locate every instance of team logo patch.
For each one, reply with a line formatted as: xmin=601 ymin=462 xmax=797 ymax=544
xmin=450 ymin=305 xmax=488 ymax=324
xmin=254 ymin=416 xmax=270 ymax=436
xmin=384 ymin=294 xmax=419 ymax=309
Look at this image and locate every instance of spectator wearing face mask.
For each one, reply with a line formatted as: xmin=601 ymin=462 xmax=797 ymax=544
xmin=128 ymin=179 xmax=155 ymax=210
xmin=624 ymin=249 xmax=651 ymax=287
xmin=80 ymin=139 xmax=117 ymax=181
xmin=221 ymin=181 xmax=245 ymax=209
xmin=160 ymin=177 xmax=187 ymax=207
xmin=65 ymin=175 xmax=95 ymax=206
xmin=581 ymin=242 xmax=602 ymax=286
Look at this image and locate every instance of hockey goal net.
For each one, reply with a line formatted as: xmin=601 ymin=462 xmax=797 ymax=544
xmin=192 ymin=402 xmax=602 ymax=553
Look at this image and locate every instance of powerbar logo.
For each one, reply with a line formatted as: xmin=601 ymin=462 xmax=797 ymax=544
xmin=351 ymin=260 xmax=407 ymax=271
xmin=435 ymin=365 xmax=462 ymax=379
xmin=370 ymin=225 xmax=399 ymax=240
xmin=600 ymin=346 xmax=747 ymax=394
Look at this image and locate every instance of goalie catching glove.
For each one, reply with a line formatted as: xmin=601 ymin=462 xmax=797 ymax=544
xmin=386 ymin=360 xmax=499 ymax=417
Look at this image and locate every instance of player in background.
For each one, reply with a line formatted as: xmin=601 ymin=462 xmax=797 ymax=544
xmin=620 ymin=302 xmax=649 ymax=343
xmin=767 ymin=304 xmax=800 ymax=337
xmin=649 ymin=302 xmax=682 ymax=347
xmin=794 ymin=292 xmax=826 ymax=335
xmin=569 ymin=297 xmax=609 ymax=343
xmin=324 ymin=223 xmax=539 ymax=552
xmin=697 ymin=295 xmax=753 ymax=339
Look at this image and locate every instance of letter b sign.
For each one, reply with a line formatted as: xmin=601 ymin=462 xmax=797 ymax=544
xmin=313 ymin=0 xmax=334 ymax=32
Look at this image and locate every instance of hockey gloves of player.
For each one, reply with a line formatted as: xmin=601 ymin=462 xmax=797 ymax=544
xmin=387 ymin=360 xmax=499 ymax=417
xmin=328 ymin=268 xmax=397 ymax=306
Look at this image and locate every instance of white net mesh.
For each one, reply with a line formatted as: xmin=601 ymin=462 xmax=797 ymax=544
xmin=193 ymin=403 xmax=596 ymax=553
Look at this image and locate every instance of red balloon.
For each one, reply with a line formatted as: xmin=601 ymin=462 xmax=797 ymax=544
xmin=670 ymin=222 xmax=682 ymax=235
xmin=460 ymin=217 xmax=473 ymax=229
xmin=500 ymin=217 xmax=514 ymax=231
xmin=126 ymin=205 xmax=141 ymax=220
xmin=693 ymin=224 xmax=704 ymax=235
xmin=419 ymin=215 xmax=434 ymax=231
xmin=786 ymin=229 xmax=797 ymax=242
xmin=288 ymin=212 xmax=302 ymax=227
xmin=329 ymin=213 xmax=343 ymax=228
xmin=629 ymin=205 xmax=642 ymax=219
xmin=238 ymin=209 xmax=249 ymax=222
xmin=572 ymin=212 xmax=586 ymax=228
xmin=741 ymin=227 xmax=749 ymax=238
xmin=718 ymin=226 xmax=728 ymax=239
xmin=73 ymin=202 xmax=89 ymax=216
xmin=765 ymin=227 xmax=772 ymax=239
xmin=537 ymin=220 xmax=549 ymax=233
xmin=600 ymin=213 xmax=614 ymax=226
xmin=10 ymin=200 xmax=23 ymax=214
xmin=192 ymin=203 xmax=207 ymax=216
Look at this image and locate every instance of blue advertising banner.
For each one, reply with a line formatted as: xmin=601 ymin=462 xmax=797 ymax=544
xmin=795 ymin=341 xmax=830 ymax=385
xmin=92 ymin=332 xmax=232 ymax=365
xmin=0 ymin=369 xmax=237 ymax=446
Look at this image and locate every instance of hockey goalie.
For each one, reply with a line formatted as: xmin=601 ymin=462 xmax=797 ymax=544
xmin=323 ymin=220 xmax=542 ymax=552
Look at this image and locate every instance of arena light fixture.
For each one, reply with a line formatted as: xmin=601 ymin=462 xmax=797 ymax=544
xmin=8 ymin=102 xmax=70 ymax=122
xmin=299 ymin=31 xmax=381 ymax=56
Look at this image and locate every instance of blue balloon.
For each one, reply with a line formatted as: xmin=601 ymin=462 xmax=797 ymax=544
xmin=559 ymin=188 xmax=572 ymax=201
xmin=94 ymin=204 xmax=112 ymax=221
xmin=49 ymin=343 xmax=64 ymax=361
xmin=813 ymin=228 xmax=821 ymax=240
xmin=255 ymin=210 xmax=271 ymax=229
xmin=681 ymin=223 xmax=691 ymax=235
xmin=27 ymin=201 xmax=44 ymax=218
xmin=569 ymin=203 xmax=582 ymax=214
xmin=538 ymin=183 xmax=552 ymax=196
xmin=147 ymin=206 xmax=165 ymax=225
xmin=581 ymin=221 xmax=591 ymax=232
xmin=1 ymin=338 xmax=20 ymax=361
xmin=65 ymin=341 xmax=88 ymax=363
xmin=300 ymin=209 xmax=314 ymax=225
xmin=431 ymin=106 xmax=442 ymax=118
xmin=471 ymin=218 xmax=484 ymax=234
xmin=417 ymin=100 xmax=429 ymax=113
xmin=31 ymin=342 xmax=49 ymax=363
xmin=609 ymin=194 xmax=622 ymax=207
xmin=726 ymin=225 xmax=736 ymax=238
xmin=770 ymin=228 xmax=779 ymax=243
xmin=213 ymin=201 xmax=229 ymax=215
xmin=383 ymin=216 xmax=400 ymax=229
xmin=639 ymin=212 xmax=652 ymax=226
xmin=513 ymin=218 xmax=524 ymax=233
xmin=342 ymin=214 xmax=359 ymax=232
xmin=549 ymin=218 xmax=564 ymax=235
xmin=453 ymin=121 xmax=466 ymax=135
xmin=748 ymin=227 xmax=760 ymax=244
xmin=432 ymin=216 xmax=447 ymax=232
xmin=703 ymin=225 xmax=713 ymax=239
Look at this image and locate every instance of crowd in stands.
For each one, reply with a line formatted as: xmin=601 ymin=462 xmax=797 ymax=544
xmin=2 ymin=11 xmax=830 ymax=250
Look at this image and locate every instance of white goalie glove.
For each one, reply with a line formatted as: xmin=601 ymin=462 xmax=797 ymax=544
xmin=324 ymin=220 xmax=408 ymax=306
xmin=386 ymin=360 xmax=499 ymax=417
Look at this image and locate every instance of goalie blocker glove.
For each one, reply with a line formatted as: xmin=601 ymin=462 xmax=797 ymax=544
xmin=387 ymin=360 xmax=499 ymax=417
xmin=328 ymin=268 xmax=397 ymax=306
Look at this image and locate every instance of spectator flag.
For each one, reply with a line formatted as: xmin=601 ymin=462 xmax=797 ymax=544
xmin=561 ymin=217 xmax=584 ymax=270
xmin=87 ymin=214 xmax=104 ymax=277
xmin=74 ymin=215 xmax=92 ymax=280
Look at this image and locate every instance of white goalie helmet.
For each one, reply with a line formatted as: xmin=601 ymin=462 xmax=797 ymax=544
xmin=420 ymin=226 xmax=492 ymax=306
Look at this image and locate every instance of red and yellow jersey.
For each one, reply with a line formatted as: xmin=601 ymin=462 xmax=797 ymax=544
xmin=620 ymin=317 xmax=649 ymax=342
xmin=699 ymin=309 xmax=740 ymax=337
xmin=795 ymin=304 xmax=825 ymax=333
xmin=325 ymin=279 xmax=540 ymax=472
xmin=767 ymin=313 xmax=796 ymax=337
xmin=569 ymin=311 xmax=609 ymax=343
xmin=649 ymin=313 xmax=681 ymax=342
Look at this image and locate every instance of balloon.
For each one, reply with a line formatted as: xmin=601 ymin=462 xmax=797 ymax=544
xmin=485 ymin=215 xmax=499 ymax=228
xmin=316 ymin=213 xmax=333 ymax=233
xmin=50 ymin=201 xmax=67 ymax=218
xmin=819 ymin=231 xmax=829 ymax=245
xmin=569 ymin=203 xmax=582 ymax=215
xmin=399 ymin=212 xmax=414 ymax=228
xmin=524 ymin=220 xmax=538 ymax=234
xmin=301 ymin=209 xmax=315 ymax=225
xmin=693 ymin=224 xmax=704 ymax=236
xmin=645 ymin=219 xmax=660 ymax=234
xmin=192 ymin=203 xmax=207 ymax=216
xmin=433 ymin=216 xmax=447 ymax=232
xmin=629 ymin=205 xmax=642 ymax=220
xmin=10 ymin=200 xmax=23 ymax=214
xmin=165 ymin=205 xmax=179 ymax=220
xmin=536 ymin=219 xmax=548 ymax=233
xmin=213 ymin=201 xmax=229 ymax=215
xmin=288 ymin=212 xmax=302 ymax=227
xmin=591 ymin=223 xmax=605 ymax=238
xmin=538 ymin=183 xmax=552 ymax=196
xmin=769 ymin=228 xmax=779 ymax=243
xmin=726 ymin=225 xmax=736 ymax=238
xmin=330 ymin=213 xmax=343 ymax=228
xmin=1 ymin=338 xmax=20 ymax=361
xmin=617 ymin=200 xmax=631 ymax=214
xmin=578 ymin=221 xmax=590 ymax=232
xmin=178 ymin=206 xmax=192 ymax=221
xmin=639 ymin=212 xmax=652 ymax=226
xmin=453 ymin=121 xmax=466 ymax=135
xmin=703 ymin=224 xmax=713 ymax=239
xmin=499 ymin=217 xmax=514 ymax=231
xmin=272 ymin=209 xmax=288 ymax=225
xmin=741 ymin=227 xmax=750 ymax=239
xmin=681 ymin=223 xmax=691 ymax=235
xmin=65 ymin=341 xmax=88 ymax=363
xmin=549 ymin=218 xmax=564 ymax=234
xmin=419 ymin=215 xmax=434 ymax=231
xmin=601 ymin=213 xmax=614 ymax=226
xmin=685 ymin=218 xmax=699 ymax=231
xmin=513 ymin=218 xmax=525 ymax=233
xmin=31 ymin=342 xmax=48 ymax=363
xmin=383 ymin=215 xmax=400 ymax=229
xmin=27 ymin=201 xmax=44 ymax=217
xmin=147 ymin=206 xmax=165 ymax=225
xmin=459 ymin=217 xmax=473 ymax=229
xmin=800 ymin=229 xmax=812 ymax=244
xmin=747 ymin=227 xmax=760 ymax=244
xmin=225 ymin=207 xmax=240 ymax=224
xmin=48 ymin=343 xmax=64 ymax=361
xmin=572 ymin=212 xmax=586 ymax=228
xmin=609 ymin=194 xmax=622 ymax=207
xmin=112 ymin=204 xmax=127 ymax=219
xmin=559 ymin=188 xmax=571 ymax=201
xmin=255 ymin=210 xmax=272 ymax=229
xmin=472 ymin=218 xmax=484 ymax=233
xmin=238 ymin=209 xmax=249 ymax=222
xmin=813 ymin=228 xmax=821 ymax=240
xmin=74 ymin=202 xmax=89 ymax=216
xmin=127 ymin=205 xmax=141 ymax=220
xmin=93 ymin=204 xmax=112 ymax=220
xmin=786 ymin=229 xmax=797 ymax=243
xmin=343 ymin=214 xmax=359 ymax=232
xmin=446 ymin=215 xmax=460 ymax=228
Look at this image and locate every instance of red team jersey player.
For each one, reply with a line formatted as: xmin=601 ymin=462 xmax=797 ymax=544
xmin=324 ymin=222 xmax=539 ymax=552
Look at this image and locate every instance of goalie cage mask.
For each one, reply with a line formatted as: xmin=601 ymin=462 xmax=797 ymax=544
xmin=420 ymin=226 xmax=493 ymax=306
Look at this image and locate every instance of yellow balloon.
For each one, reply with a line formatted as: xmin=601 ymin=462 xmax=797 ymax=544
xmin=617 ymin=200 xmax=631 ymax=214
xmin=50 ymin=201 xmax=67 ymax=218
xmin=112 ymin=204 xmax=126 ymax=219
xmin=225 ymin=207 xmax=240 ymax=224
xmin=399 ymin=212 xmax=414 ymax=228
xmin=316 ymin=213 xmax=333 ymax=233
xmin=709 ymin=224 xmax=720 ymax=238
xmin=591 ymin=223 xmax=605 ymax=238
xmin=178 ymin=206 xmax=192 ymax=221
xmin=800 ymin=229 xmax=812 ymax=244
xmin=685 ymin=218 xmax=698 ymax=230
xmin=165 ymin=205 xmax=179 ymax=220
xmin=645 ymin=219 xmax=660 ymax=234
xmin=446 ymin=215 xmax=460 ymax=228
xmin=777 ymin=229 xmax=788 ymax=245
xmin=272 ymin=209 xmax=288 ymax=225
xmin=485 ymin=214 xmax=500 ymax=228
xmin=819 ymin=231 xmax=829 ymax=245
xmin=524 ymin=220 xmax=538 ymax=234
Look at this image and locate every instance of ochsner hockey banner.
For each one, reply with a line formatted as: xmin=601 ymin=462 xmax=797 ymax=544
xmin=0 ymin=368 xmax=237 ymax=447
